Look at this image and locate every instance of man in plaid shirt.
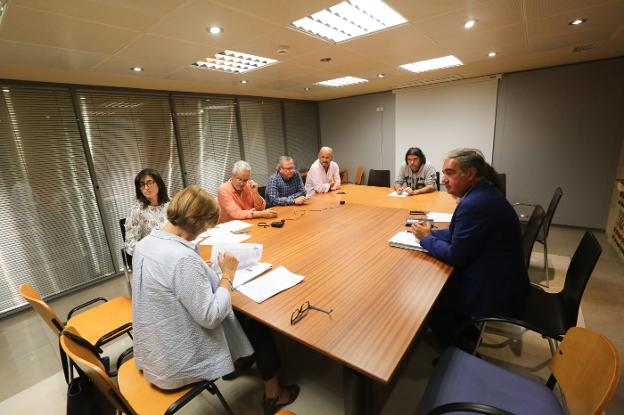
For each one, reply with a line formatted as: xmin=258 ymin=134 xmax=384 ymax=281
xmin=266 ymin=156 xmax=309 ymax=208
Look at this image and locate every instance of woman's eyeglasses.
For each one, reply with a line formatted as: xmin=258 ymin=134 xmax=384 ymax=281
xmin=140 ymin=179 xmax=156 ymax=189
xmin=290 ymin=301 xmax=333 ymax=325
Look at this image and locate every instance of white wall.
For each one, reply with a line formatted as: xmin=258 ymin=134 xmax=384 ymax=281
xmin=319 ymin=92 xmax=395 ymax=184
xmin=394 ymin=77 xmax=499 ymax=172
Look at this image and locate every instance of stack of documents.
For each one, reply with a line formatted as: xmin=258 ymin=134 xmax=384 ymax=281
xmin=387 ymin=191 xmax=408 ymax=198
xmin=237 ymin=266 xmax=304 ymax=303
xmin=216 ymin=220 xmax=252 ymax=234
xmin=211 ymin=243 xmax=271 ymax=289
xmin=389 ymin=231 xmax=427 ymax=252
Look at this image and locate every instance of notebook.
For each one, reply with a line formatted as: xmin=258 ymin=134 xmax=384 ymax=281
xmin=388 ymin=231 xmax=427 ymax=252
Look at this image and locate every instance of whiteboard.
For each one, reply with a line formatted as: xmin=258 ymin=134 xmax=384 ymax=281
xmin=394 ymin=78 xmax=499 ymax=173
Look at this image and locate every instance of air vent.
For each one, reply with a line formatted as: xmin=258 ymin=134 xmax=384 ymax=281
xmin=571 ymin=42 xmax=602 ymax=53
xmin=396 ymin=75 xmax=463 ymax=89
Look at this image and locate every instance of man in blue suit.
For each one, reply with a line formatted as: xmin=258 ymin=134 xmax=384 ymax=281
xmin=412 ymin=148 xmax=529 ymax=347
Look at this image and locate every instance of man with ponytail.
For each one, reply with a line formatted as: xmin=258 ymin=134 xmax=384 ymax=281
xmin=411 ymin=148 xmax=528 ymax=348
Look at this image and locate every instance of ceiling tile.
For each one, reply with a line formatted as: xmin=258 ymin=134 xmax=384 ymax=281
xmin=116 ymin=35 xmax=221 ymax=66
xmin=0 ymin=5 xmax=139 ymax=53
xmin=93 ymin=56 xmax=184 ymax=78
xmin=210 ymin=0 xmax=336 ymax=26
xmin=338 ymin=24 xmax=437 ymax=58
xmin=527 ymin=1 xmax=624 ymax=51
xmin=149 ymin=0 xmax=278 ymax=48
xmin=11 ymin=0 xmax=183 ymax=31
xmin=284 ymin=44 xmax=371 ymax=73
xmin=386 ymin=0 xmax=490 ymax=22
xmin=0 ymin=39 xmax=107 ymax=70
xmin=231 ymin=26 xmax=328 ymax=62
xmin=524 ymin=0 xmax=619 ymax=21
xmin=415 ymin=0 xmax=523 ymax=42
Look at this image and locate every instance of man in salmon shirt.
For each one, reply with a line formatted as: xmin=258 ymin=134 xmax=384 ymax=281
xmin=217 ymin=160 xmax=277 ymax=223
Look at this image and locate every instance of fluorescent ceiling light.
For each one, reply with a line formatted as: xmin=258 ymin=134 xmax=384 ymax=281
xmin=291 ymin=0 xmax=407 ymax=43
xmin=315 ymin=76 xmax=368 ymax=87
xmin=192 ymin=50 xmax=277 ymax=74
xmin=400 ymin=55 xmax=463 ymax=73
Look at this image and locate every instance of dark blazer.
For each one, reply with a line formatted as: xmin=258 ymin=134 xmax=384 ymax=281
xmin=421 ymin=179 xmax=529 ymax=317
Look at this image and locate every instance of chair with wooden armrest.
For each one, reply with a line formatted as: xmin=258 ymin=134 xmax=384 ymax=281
xmin=514 ymin=187 xmax=563 ymax=287
xmin=419 ymin=326 xmax=620 ymax=415
xmin=354 ymin=166 xmax=365 ymax=185
xmin=19 ymin=283 xmax=132 ymax=381
xmin=61 ymin=327 xmax=234 ymax=415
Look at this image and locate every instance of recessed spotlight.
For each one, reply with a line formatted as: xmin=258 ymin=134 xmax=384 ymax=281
xmin=131 ymin=66 xmax=144 ymax=72
xmin=569 ymin=18 xmax=587 ymax=26
xmin=304 ymin=87 xmax=311 ymax=91
xmin=377 ymin=73 xmax=385 ymax=78
xmin=488 ymin=51 xmax=497 ymax=57
xmin=464 ymin=19 xmax=477 ymax=29
xmin=240 ymin=80 xmax=248 ymax=84
xmin=207 ymin=26 xmax=223 ymax=34
xmin=320 ymin=57 xmax=332 ymax=62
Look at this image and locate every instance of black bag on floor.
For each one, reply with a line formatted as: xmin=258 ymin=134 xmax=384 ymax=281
xmin=66 ymin=373 xmax=115 ymax=415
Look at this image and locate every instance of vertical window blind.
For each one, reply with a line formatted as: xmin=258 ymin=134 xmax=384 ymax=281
xmin=239 ymin=98 xmax=286 ymax=185
xmin=172 ymin=95 xmax=242 ymax=194
xmin=75 ymin=89 xmax=184 ymax=270
xmin=0 ymin=85 xmax=114 ymax=313
xmin=283 ymin=101 xmax=320 ymax=171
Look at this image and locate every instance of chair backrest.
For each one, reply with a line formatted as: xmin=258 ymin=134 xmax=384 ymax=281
xmin=539 ymin=187 xmax=563 ymax=242
xmin=549 ymin=327 xmax=621 ymax=415
xmin=497 ymin=173 xmax=506 ymax=197
xmin=354 ymin=166 xmax=364 ymax=185
xmin=367 ymin=169 xmax=390 ymax=187
xmin=120 ymin=218 xmax=133 ymax=270
xmin=119 ymin=218 xmax=127 ymax=242
xmin=521 ymin=204 xmax=545 ymax=270
xmin=560 ymin=232 xmax=602 ymax=330
xmin=258 ymin=185 xmax=266 ymax=199
xmin=19 ymin=283 xmax=65 ymax=336
xmin=61 ymin=326 xmax=135 ymax=414
xmin=435 ymin=171 xmax=440 ymax=190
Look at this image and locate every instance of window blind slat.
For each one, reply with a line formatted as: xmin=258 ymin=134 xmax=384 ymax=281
xmin=0 ymin=85 xmax=114 ymax=314
xmin=284 ymin=101 xmax=319 ymax=171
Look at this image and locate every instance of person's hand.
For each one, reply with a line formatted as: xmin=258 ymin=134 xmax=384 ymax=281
xmin=411 ymin=222 xmax=432 ymax=240
xmin=328 ymin=176 xmax=335 ymax=190
xmin=403 ymin=187 xmax=414 ymax=196
xmin=218 ymin=252 xmax=239 ymax=276
xmin=248 ymin=179 xmax=258 ymax=192
xmin=294 ymin=196 xmax=307 ymax=205
xmin=260 ymin=209 xmax=277 ymax=219
xmin=395 ymin=186 xmax=403 ymax=195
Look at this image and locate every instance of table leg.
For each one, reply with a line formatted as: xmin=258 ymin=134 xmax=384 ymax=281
xmin=343 ymin=366 xmax=374 ymax=415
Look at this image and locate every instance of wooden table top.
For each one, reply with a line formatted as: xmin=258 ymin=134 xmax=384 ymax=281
xmin=200 ymin=185 xmax=456 ymax=383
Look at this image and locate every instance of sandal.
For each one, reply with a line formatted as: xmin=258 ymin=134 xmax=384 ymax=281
xmin=262 ymin=383 xmax=300 ymax=415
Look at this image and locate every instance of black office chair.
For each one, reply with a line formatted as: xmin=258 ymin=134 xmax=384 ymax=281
xmin=475 ymin=231 xmax=601 ymax=356
xmin=367 ymin=169 xmax=391 ymax=187
xmin=435 ymin=171 xmax=441 ymax=191
xmin=497 ymin=173 xmax=506 ymax=197
xmin=258 ymin=186 xmax=266 ymax=199
xmin=119 ymin=218 xmax=133 ymax=295
xmin=521 ymin=204 xmax=546 ymax=272
xmin=514 ymin=187 xmax=563 ymax=287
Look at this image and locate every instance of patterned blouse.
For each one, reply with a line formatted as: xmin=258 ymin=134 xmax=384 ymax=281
xmin=124 ymin=201 xmax=169 ymax=256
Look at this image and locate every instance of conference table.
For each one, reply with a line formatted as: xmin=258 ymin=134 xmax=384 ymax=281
xmin=200 ymin=184 xmax=457 ymax=414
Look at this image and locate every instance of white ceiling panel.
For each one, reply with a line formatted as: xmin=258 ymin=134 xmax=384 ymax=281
xmin=115 ymin=34 xmax=221 ymax=66
xmin=0 ymin=39 xmax=107 ymax=70
xmin=93 ymin=56 xmax=183 ymax=78
xmin=149 ymin=0 xmax=278 ymax=48
xmin=0 ymin=5 xmax=139 ymax=54
xmin=524 ymin=0 xmax=619 ymax=21
xmin=211 ymin=0 xmax=336 ymax=26
xmin=11 ymin=0 xmax=184 ymax=31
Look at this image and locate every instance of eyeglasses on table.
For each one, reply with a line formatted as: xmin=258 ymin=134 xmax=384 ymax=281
xmin=290 ymin=301 xmax=333 ymax=325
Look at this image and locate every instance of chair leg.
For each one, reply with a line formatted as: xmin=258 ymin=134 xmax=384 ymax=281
xmin=543 ymin=239 xmax=550 ymax=288
xmin=207 ymin=382 xmax=234 ymax=415
xmin=547 ymin=337 xmax=557 ymax=357
xmin=473 ymin=322 xmax=487 ymax=355
xmin=123 ymin=267 xmax=132 ymax=298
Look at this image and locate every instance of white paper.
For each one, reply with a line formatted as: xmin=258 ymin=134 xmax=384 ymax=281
xmin=216 ymin=220 xmax=252 ymax=234
xmin=237 ymin=266 xmax=304 ymax=303
xmin=388 ymin=231 xmax=427 ymax=252
xmin=388 ymin=191 xmax=408 ymax=198
xmin=200 ymin=233 xmax=251 ymax=245
xmin=193 ymin=227 xmax=236 ymax=243
xmin=231 ymin=262 xmax=272 ymax=289
xmin=426 ymin=212 xmax=454 ymax=222
xmin=210 ymin=243 xmax=263 ymax=270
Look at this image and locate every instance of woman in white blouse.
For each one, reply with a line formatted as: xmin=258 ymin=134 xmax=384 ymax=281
xmin=124 ymin=168 xmax=170 ymax=256
xmin=132 ymin=185 xmax=299 ymax=415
